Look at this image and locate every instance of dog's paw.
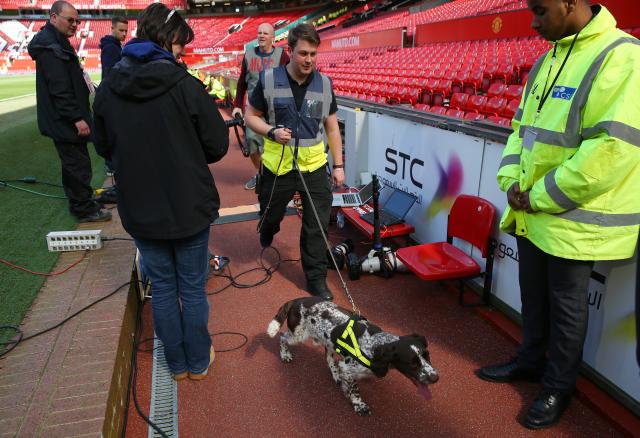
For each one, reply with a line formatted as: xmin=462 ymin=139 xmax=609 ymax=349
xmin=280 ymin=351 xmax=293 ymax=363
xmin=354 ymin=403 xmax=371 ymax=416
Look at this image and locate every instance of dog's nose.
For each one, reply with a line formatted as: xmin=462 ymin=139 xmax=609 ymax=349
xmin=428 ymin=372 xmax=439 ymax=383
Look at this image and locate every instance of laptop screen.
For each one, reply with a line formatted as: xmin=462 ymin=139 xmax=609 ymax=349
xmin=358 ymin=182 xmax=374 ymax=203
xmin=384 ymin=189 xmax=417 ymax=218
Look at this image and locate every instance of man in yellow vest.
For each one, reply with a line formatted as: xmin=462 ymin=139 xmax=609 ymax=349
xmin=479 ymin=0 xmax=640 ymax=429
xmin=245 ymin=23 xmax=344 ymax=300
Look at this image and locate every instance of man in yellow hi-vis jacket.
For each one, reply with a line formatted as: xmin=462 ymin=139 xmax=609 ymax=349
xmin=478 ymin=0 xmax=640 ymax=429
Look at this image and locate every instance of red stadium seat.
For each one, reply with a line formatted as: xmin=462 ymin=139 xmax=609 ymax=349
xmin=463 ymin=112 xmax=486 ymax=121
xmin=487 ymin=116 xmax=512 ymax=128
xmin=483 ymin=97 xmax=508 ymax=116
xmin=396 ymin=195 xmax=496 ymax=306
xmin=429 ymin=106 xmax=448 ymax=115
xmin=503 ymin=85 xmax=524 ymax=100
xmin=413 ymin=103 xmax=430 ymax=112
xmin=487 ymin=83 xmax=506 ymax=98
xmin=445 ymin=109 xmax=465 ymax=119
xmin=467 ymin=95 xmax=488 ymax=113
xmin=450 ymin=93 xmax=470 ymax=111
xmin=502 ymin=99 xmax=521 ymax=119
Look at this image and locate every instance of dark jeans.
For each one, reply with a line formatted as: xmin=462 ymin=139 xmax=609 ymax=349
xmin=134 ymin=227 xmax=212 ymax=374
xmin=53 ymin=141 xmax=100 ymax=217
xmin=516 ymin=236 xmax=594 ymax=393
xmin=258 ymin=166 xmax=332 ymax=282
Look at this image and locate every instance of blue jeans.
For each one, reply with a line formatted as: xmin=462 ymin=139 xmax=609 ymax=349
xmin=135 ymin=227 xmax=212 ymax=374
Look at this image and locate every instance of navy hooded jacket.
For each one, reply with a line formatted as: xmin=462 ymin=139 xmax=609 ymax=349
xmin=99 ymin=35 xmax=122 ymax=79
xmin=93 ymin=38 xmax=229 ymax=240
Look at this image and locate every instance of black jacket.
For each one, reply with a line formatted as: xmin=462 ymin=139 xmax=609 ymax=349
xmin=100 ymin=35 xmax=122 ymax=80
xmin=28 ymin=22 xmax=92 ymax=143
xmin=93 ymin=39 xmax=229 ymax=240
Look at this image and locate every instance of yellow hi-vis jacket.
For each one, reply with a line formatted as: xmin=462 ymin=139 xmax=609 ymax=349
xmin=497 ymin=5 xmax=640 ymax=261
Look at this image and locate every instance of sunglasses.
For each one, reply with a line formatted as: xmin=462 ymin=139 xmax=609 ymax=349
xmin=57 ymin=15 xmax=81 ymax=25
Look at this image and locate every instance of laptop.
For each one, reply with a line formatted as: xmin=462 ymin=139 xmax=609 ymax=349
xmin=360 ymin=188 xmax=417 ymax=226
xmin=332 ymin=181 xmax=374 ymax=207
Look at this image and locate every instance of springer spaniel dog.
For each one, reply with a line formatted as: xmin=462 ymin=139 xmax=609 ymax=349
xmin=267 ymin=297 xmax=439 ymax=416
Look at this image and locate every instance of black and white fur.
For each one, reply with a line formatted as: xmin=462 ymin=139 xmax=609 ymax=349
xmin=267 ymin=297 xmax=439 ymax=416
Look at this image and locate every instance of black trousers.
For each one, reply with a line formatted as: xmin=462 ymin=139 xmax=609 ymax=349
xmin=636 ymin=242 xmax=640 ymax=368
xmin=516 ymin=236 xmax=594 ymax=393
xmin=53 ymin=141 xmax=100 ymax=218
xmin=258 ymin=166 xmax=332 ymax=283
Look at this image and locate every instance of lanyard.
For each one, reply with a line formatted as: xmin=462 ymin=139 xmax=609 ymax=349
xmin=536 ymin=30 xmax=581 ymax=116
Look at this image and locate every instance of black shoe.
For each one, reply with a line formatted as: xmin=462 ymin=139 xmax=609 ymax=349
xmin=523 ymin=389 xmax=572 ymax=429
xmin=477 ymin=358 xmax=543 ymax=383
xmin=77 ymin=209 xmax=112 ymax=223
xmin=260 ymin=231 xmax=273 ymax=248
xmin=306 ymin=280 xmax=334 ymax=300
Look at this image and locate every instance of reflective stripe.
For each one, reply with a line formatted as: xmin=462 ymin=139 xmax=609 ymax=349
xmin=321 ymin=75 xmax=332 ymax=119
xmin=500 ymin=154 xmax=520 ymax=168
xmin=556 ymin=209 xmax=640 ymax=226
xmin=522 ymin=53 xmax=549 ymax=107
xmin=265 ymin=69 xmax=276 ymax=126
xmin=544 ymin=168 xmax=578 ymax=210
xmin=514 ymin=107 xmax=523 ymax=122
xmin=582 ymin=121 xmax=640 ymax=147
xmin=270 ymin=88 xmax=295 ymax=98
xmin=519 ymin=37 xmax=640 ymax=148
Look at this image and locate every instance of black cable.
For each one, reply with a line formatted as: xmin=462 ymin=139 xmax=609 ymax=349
xmin=102 ymin=237 xmax=135 ymax=242
xmin=0 ymin=180 xmax=67 ymax=199
xmin=131 ymin=300 xmax=170 ymax=438
xmin=207 ymin=246 xmax=299 ymax=295
xmin=0 ymin=281 xmax=131 ymax=358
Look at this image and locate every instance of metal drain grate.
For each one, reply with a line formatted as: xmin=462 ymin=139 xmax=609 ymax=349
xmin=148 ymin=337 xmax=178 ymax=438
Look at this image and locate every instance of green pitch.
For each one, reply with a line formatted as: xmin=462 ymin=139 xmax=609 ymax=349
xmin=0 ymin=76 xmax=106 ymax=347
xmin=0 ymin=72 xmax=101 ymax=100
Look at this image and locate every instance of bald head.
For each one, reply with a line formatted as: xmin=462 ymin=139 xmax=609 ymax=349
xmin=50 ymin=1 xmax=79 ymax=38
xmin=257 ymin=23 xmax=275 ymax=53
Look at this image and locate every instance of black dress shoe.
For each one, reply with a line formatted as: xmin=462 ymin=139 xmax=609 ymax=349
xmin=306 ymin=280 xmax=334 ymax=300
xmin=524 ymin=389 xmax=572 ymax=429
xmin=477 ymin=358 xmax=543 ymax=383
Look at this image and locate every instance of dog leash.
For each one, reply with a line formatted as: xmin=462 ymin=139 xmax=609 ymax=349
xmin=288 ymin=146 xmax=360 ymax=316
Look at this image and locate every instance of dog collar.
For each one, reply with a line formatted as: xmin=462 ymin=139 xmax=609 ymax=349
xmin=335 ymin=317 xmax=372 ymax=368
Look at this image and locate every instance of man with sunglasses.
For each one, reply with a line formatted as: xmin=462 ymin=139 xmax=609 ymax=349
xmin=28 ymin=0 xmax=111 ymax=223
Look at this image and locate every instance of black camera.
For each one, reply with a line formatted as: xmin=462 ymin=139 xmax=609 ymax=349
xmin=327 ymin=239 xmax=354 ymax=270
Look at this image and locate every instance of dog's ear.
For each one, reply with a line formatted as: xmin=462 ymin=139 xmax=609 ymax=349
xmin=410 ymin=334 xmax=427 ymax=348
xmin=370 ymin=342 xmax=397 ymax=377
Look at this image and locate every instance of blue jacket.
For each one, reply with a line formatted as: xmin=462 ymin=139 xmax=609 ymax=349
xmin=99 ymin=35 xmax=122 ymax=80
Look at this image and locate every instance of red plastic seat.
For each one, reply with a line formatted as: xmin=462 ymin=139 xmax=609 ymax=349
xmin=487 ymin=116 xmax=512 ymax=127
xmin=445 ymin=108 xmax=465 ymax=119
xmin=487 ymin=83 xmax=506 ymax=98
xmin=483 ymin=96 xmax=508 ymax=116
xmin=450 ymin=92 xmax=469 ymax=111
xmin=467 ymin=95 xmax=488 ymax=113
xmin=463 ymin=112 xmax=485 ymax=121
xmin=503 ymin=84 xmax=524 ymax=100
xmin=429 ymin=106 xmax=447 ymax=115
xmin=396 ymin=195 xmax=496 ymax=305
xmin=413 ymin=103 xmax=430 ymax=112
xmin=502 ymin=98 xmax=521 ymax=119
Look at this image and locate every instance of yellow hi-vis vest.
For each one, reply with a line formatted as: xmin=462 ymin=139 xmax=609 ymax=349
xmin=261 ymin=67 xmax=332 ymax=175
xmin=497 ymin=5 xmax=640 ymax=261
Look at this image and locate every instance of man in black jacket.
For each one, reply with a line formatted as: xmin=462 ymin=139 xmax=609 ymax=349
xmin=100 ymin=16 xmax=128 ymax=80
xmin=28 ymin=0 xmax=110 ymax=222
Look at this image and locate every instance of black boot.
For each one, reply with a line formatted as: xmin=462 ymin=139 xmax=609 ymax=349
xmin=523 ymin=389 xmax=572 ymax=429
xmin=305 ymin=280 xmax=334 ymax=300
xmin=477 ymin=358 xmax=543 ymax=383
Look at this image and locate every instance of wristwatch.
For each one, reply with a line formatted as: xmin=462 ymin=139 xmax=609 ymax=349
xmin=332 ymin=164 xmax=344 ymax=169
xmin=267 ymin=127 xmax=277 ymax=141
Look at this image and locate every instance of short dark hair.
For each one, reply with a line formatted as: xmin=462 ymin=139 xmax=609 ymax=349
xmin=112 ymin=16 xmax=128 ymax=26
xmin=288 ymin=23 xmax=320 ymax=50
xmin=50 ymin=0 xmax=73 ymax=16
xmin=137 ymin=3 xmax=194 ymax=50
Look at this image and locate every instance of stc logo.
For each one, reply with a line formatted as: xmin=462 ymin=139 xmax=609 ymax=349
xmin=384 ymin=148 xmax=424 ymax=189
xmin=551 ymin=86 xmax=577 ymax=101
xmin=426 ymin=153 xmax=463 ymax=218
